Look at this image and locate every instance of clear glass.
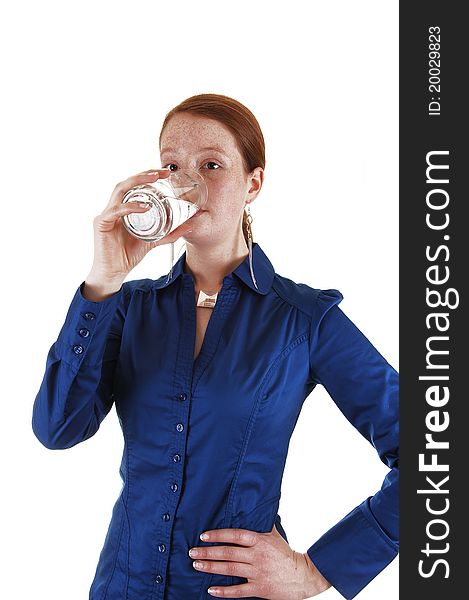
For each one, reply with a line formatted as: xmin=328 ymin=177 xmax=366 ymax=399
xmin=121 ymin=170 xmax=208 ymax=242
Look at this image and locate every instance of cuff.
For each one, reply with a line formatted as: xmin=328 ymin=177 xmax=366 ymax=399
xmin=56 ymin=280 xmax=125 ymax=370
xmin=306 ymin=499 xmax=398 ymax=599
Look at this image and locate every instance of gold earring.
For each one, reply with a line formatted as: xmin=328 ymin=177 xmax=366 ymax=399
xmin=166 ymin=241 xmax=175 ymax=284
xmin=245 ymin=203 xmax=258 ymax=290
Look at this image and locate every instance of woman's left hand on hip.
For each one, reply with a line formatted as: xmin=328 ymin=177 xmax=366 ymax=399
xmin=189 ymin=522 xmax=331 ymax=599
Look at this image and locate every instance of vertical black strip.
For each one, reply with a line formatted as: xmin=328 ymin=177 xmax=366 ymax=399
xmin=400 ymin=2 xmax=466 ymax=597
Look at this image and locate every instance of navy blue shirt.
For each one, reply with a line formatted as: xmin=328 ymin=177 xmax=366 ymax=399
xmin=32 ymin=242 xmax=399 ymax=599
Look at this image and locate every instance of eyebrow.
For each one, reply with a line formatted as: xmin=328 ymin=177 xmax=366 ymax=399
xmin=160 ymin=145 xmax=228 ymax=156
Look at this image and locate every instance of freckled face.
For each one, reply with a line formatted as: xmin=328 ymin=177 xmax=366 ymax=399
xmin=159 ymin=113 xmax=253 ymax=243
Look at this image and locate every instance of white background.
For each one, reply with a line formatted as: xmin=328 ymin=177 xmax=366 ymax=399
xmin=0 ymin=1 xmax=398 ymax=598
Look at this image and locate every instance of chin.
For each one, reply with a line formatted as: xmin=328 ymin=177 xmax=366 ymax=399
xmin=182 ymin=227 xmax=223 ymax=245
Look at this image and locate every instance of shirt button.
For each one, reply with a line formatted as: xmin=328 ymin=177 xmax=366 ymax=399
xmin=176 ymin=423 xmax=184 ymax=432
xmin=170 ymin=483 xmax=178 ymax=492
xmin=72 ymin=345 xmax=84 ymax=355
xmin=177 ymin=392 xmax=187 ymax=401
xmin=78 ymin=328 xmax=90 ymax=338
xmin=84 ymin=312 xmax=96 ymax=320
xmin=173 ymin=453 xmax=181 ymax=462
xmin=162 ymin=512 xmax=170 ymax=522
xmin=154 ymin=574 xmax=163 ymax=584
xmin=158 ymin=543 xmax=166 ymax=553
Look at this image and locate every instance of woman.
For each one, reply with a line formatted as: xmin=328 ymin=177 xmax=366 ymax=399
xmin=32 ymin=93 xmax=399 ymax=600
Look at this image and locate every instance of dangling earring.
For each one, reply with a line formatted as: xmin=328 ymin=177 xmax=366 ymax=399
xmin=245 ymin=203 xmax=259 ymax=290
xmin=166 ymin=240 xmax=187 ymax=284
xmin=165 ymin=241 xmax=175 ymax=284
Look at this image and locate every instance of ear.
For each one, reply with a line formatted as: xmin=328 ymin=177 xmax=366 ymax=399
xmin=246 ymin=167 xmax=264 ymax=201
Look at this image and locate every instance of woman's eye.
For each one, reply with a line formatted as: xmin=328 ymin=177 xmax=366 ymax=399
xmin=162 ymin=162 xmax=219 ymax=171
xmin=204 ymin=161 xmax=220 ymax=170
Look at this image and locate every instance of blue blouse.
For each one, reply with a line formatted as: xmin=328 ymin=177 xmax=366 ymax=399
xmin=32 ymin=242 xmax=399 ymax=600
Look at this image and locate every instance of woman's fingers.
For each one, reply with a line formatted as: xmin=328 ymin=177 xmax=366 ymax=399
xmin=95 ymin=201 xmax=152 ymax=232
xmin=155 ymin=217 xmax=194 ymax=246
xmin=105 ymin=168 xmax=171 ymax=210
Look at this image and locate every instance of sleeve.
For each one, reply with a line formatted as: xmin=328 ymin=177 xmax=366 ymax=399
xmin=306 ymin=289 xmax=399 ymax=600
xmin=31 ymin=280 xmax=129 ymax=450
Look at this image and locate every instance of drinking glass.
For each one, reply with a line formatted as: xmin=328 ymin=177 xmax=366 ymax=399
xmin=121 ymin=169 xmax=208 ymax=242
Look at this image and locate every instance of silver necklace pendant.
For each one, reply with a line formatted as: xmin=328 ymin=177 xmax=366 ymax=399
xmin=196 ymin=290 xmax=218 ymax=308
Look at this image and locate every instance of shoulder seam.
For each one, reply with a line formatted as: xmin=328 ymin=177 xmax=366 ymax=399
xmin=271 ymin=277 xmax=316 ymax=320
xmin=123 ymin=278 xmax=156 ymax=294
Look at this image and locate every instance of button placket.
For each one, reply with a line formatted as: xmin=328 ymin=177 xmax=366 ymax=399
xmin=151 ymin=390 xmax=190 ymax=596
xmin=152 ymin=277 xmax=204 ymax=598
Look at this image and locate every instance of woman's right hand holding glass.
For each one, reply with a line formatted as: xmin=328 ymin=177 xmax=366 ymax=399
xmin=83 ymin=169 xmax=193 ymax=301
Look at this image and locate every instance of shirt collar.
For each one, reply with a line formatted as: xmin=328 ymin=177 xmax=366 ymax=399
xmin=152 ymin=242 xmax=275 ymax=295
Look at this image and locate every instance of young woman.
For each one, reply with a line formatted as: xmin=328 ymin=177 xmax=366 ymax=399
xmin=32 ymin=93 xmax=399 ymax=600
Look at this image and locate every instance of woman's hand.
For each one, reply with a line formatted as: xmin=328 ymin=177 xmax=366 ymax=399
xmin=85 ymin=168 xmax=195 ymax=291
xmin=189 ymin=523 xmax=331 ymax=599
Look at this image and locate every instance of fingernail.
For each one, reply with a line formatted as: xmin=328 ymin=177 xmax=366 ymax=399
xmin=208 ymin=588 xmax=218 ymax=595
xmin=146 ymin=171 xmax=160 ymax=176
xmin=138 ymin=202 xmax=151 ymax=208
xmin=200 ymin=532 xmax=209 ymax=540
